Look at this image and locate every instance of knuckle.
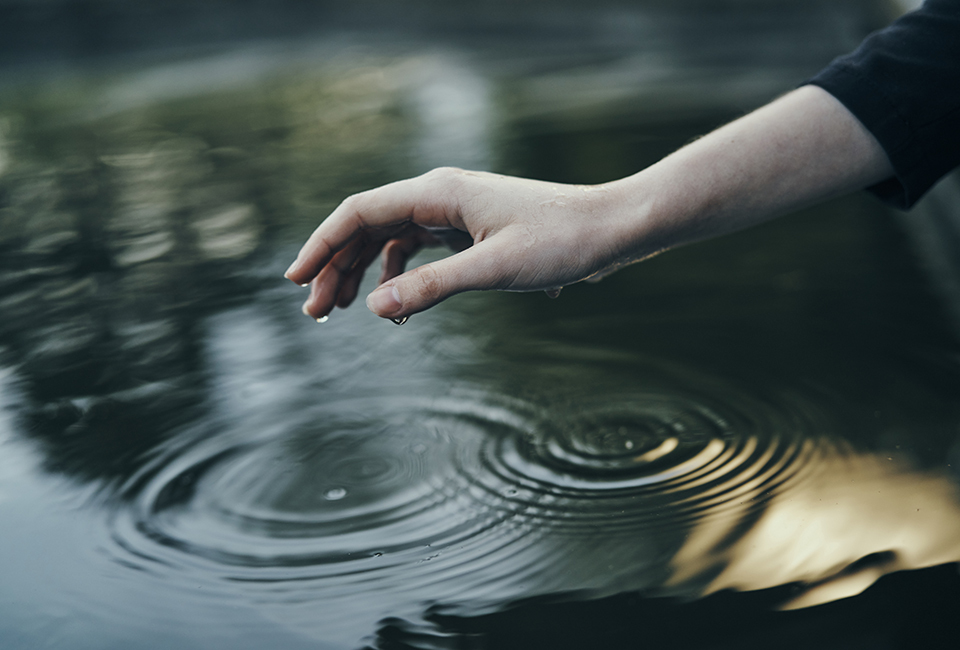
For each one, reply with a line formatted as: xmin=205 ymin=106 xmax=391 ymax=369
xmin=425 ymin=166 xmax=462 ymax=182
xmin=411 ymin=264 xmax=444 ymax=302
xmin=340 ymin=191 xmax=374 ymax=227
xmin=423 ymin=167 xmax=470 ymax=220
xmin=340 ymin=193 xmax=361 ymax=210
xmin=338 ymin=193 xmax=362 ymax=219
xmin=341 ymin=190 xmax=374 ymax=211
xmin=425 ymin=167 xmax=466 ymax=194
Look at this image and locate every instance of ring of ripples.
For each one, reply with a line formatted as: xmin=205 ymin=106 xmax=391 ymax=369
xmin=109 ymin=362 xmax=828 ymax=604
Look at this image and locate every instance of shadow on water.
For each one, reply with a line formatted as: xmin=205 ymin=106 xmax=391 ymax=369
xmin=370 ymin=564 xmax=960 ymax=650
xmin=2 ymin=2 xmax=960 ymax=649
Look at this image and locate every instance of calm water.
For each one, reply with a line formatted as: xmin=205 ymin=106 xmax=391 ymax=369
xmin=2 ymin=4 xmax=960 ymax=649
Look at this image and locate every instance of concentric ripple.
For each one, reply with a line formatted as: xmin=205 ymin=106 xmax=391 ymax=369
xmin=107 ymin=358 xmax=838 ymax=638
xmin=465 ymin=385 xmax=823 ymax=538
xmin=113 ymin=396 xmax=519 ymax=577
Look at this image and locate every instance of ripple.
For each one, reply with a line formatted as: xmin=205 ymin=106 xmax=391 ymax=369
xmin=465 ymin=383 xmax=821 ymax=538
xmin=106 ymin=357 xmax=836 ymax=636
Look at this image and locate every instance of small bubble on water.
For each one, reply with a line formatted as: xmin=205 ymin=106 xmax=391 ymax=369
xmin=624 ymin=440 xmax=634 ymax=450
xmin=323 ymin=487 xmax=347 ymax=500
xmin=373 ymin=552 xmax=383 ymax=558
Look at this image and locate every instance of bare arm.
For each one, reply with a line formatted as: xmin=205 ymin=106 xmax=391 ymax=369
xmin=285 ymin=85 xmax=893 ymax=321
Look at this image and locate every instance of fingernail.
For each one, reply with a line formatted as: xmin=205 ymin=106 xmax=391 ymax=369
xmin=301 ymin=302 xmax=311 ymax=316
xmin=366 ymin=285 xmax=401 ymax=315
xmin=284 ymin=259 xmax=300 ymax=279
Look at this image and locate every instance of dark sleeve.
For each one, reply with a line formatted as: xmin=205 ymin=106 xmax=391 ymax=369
xmin=805 ymin=0 xmax=960 ymax=210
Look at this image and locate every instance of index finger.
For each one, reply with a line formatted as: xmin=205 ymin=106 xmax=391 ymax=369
xmin=283 ymin=171 xmax=459 ymax=285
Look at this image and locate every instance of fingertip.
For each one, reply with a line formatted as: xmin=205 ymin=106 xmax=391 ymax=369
xmin=284 ymin=253 xmax=313 ymax=284
xmin=302 ymin=300 xmax=331 ymax=323
xmin=301 ymin=278 xmax=328 ymax=321
xmin=285 ymin=265 xmax=313 ymax=287
xmin=301 ymin=300 xmax=317 ymax=318
xmin=365 ymin=284 xmax=402 ymax=316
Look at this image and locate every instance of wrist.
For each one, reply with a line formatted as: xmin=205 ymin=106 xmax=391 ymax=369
xmin=599 ymin=170 xmax=679 ymax=266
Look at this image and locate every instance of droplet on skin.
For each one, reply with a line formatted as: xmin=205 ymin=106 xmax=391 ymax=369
xmin=316 ymin=315 xmax=329 ymax=324
xmin=391 ymin=316 xmax=409 ymax=326
xmin=300 ymin=283 xmax=309 ymax=288
xmin=323 ymin=487 xmax=347 ymax=500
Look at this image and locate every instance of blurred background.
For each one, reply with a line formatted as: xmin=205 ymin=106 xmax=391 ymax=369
xmin=2 ymin=1 xmax=960 ymax=649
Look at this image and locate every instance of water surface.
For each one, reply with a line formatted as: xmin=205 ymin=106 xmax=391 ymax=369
xmin=1 ymin=5 xmax=960 ymax=649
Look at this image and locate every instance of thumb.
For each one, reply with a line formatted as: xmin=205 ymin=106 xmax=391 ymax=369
xmin=365 ymin=243 xmax=502 ymax=318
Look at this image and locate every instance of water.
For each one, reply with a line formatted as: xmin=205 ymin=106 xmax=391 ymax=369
xmin=2 ymin=3 xmax=960 ymax=649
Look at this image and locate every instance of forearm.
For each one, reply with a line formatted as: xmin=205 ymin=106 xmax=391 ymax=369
xmin=604 ymin=85 xmax=894 ymax=262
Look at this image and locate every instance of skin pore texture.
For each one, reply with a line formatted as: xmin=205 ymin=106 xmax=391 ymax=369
xmin=285 ymin=85 xmax=894 ymax=321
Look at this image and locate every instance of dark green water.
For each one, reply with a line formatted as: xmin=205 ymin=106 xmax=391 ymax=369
xmin=2 ymin=4 xmax=960 ymax=649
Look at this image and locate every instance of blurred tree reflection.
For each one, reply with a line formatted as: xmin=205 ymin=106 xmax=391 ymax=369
xmin=0 ymin=63 xmax=413 ymax=486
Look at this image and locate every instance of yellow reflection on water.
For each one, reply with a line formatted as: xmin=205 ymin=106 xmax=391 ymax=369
xmin=669 ymin=444 xmax=960 ymax=609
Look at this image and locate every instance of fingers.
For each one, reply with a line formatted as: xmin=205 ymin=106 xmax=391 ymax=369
xmin=379 ymin=230 xmax=436 ymax=285
xmin=365 ymin=240 xmax=505 ymax=319
xmin=284 ymin=170 xmax=461 ymax=286
xmin=300 ymin=235 xmax=369 ymax=319
xmin=300 ymin=221 xmax=469 ymax=320
xmin=301 ymin=225 xmax=446 ymax=318
xmin=336 ymin=241 xmax=384 ymax=309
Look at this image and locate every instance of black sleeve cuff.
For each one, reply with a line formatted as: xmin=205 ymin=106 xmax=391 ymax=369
xmin=804 ymin=0 xmax=960 ymax=210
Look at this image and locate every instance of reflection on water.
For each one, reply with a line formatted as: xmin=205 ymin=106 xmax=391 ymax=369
xmin=98 ymin=342 xmax=960 ymax=644
xmin=2 ymin=4 xmax=960 ymax=649
xmin=671 ymin=445 xmax=960 ymax=610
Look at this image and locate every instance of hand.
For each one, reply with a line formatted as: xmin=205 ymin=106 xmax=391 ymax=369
xmin=285 ymin=88 xmax=895 ymax=323
xmin=284 ymin=168 xmax=629 ymax=321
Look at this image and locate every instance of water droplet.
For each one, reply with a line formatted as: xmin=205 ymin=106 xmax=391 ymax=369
xmin=373 ymin=552 xmax=383 ymax=558
xmin=624 ymin=440 xmax=634 ymax=450
xmin=391 ymin=316 xmax=409 ymax=326
xmin=316 ymin=315 xmax=329 ymax=324
xmin=300 ymin=283 xmax=309 ymax=288
xmin=323 ymin=487 xmax=347 ymax=500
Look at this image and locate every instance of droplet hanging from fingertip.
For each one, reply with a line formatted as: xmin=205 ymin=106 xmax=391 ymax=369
xmin=316 ymin=315 xmax=329 ymax=324
xmin=391 ymin=316 xmax=409 ymax=326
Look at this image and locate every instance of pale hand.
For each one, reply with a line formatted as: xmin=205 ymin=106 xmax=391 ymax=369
xmin=284 ymin=168 xmax=635 ymax=321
